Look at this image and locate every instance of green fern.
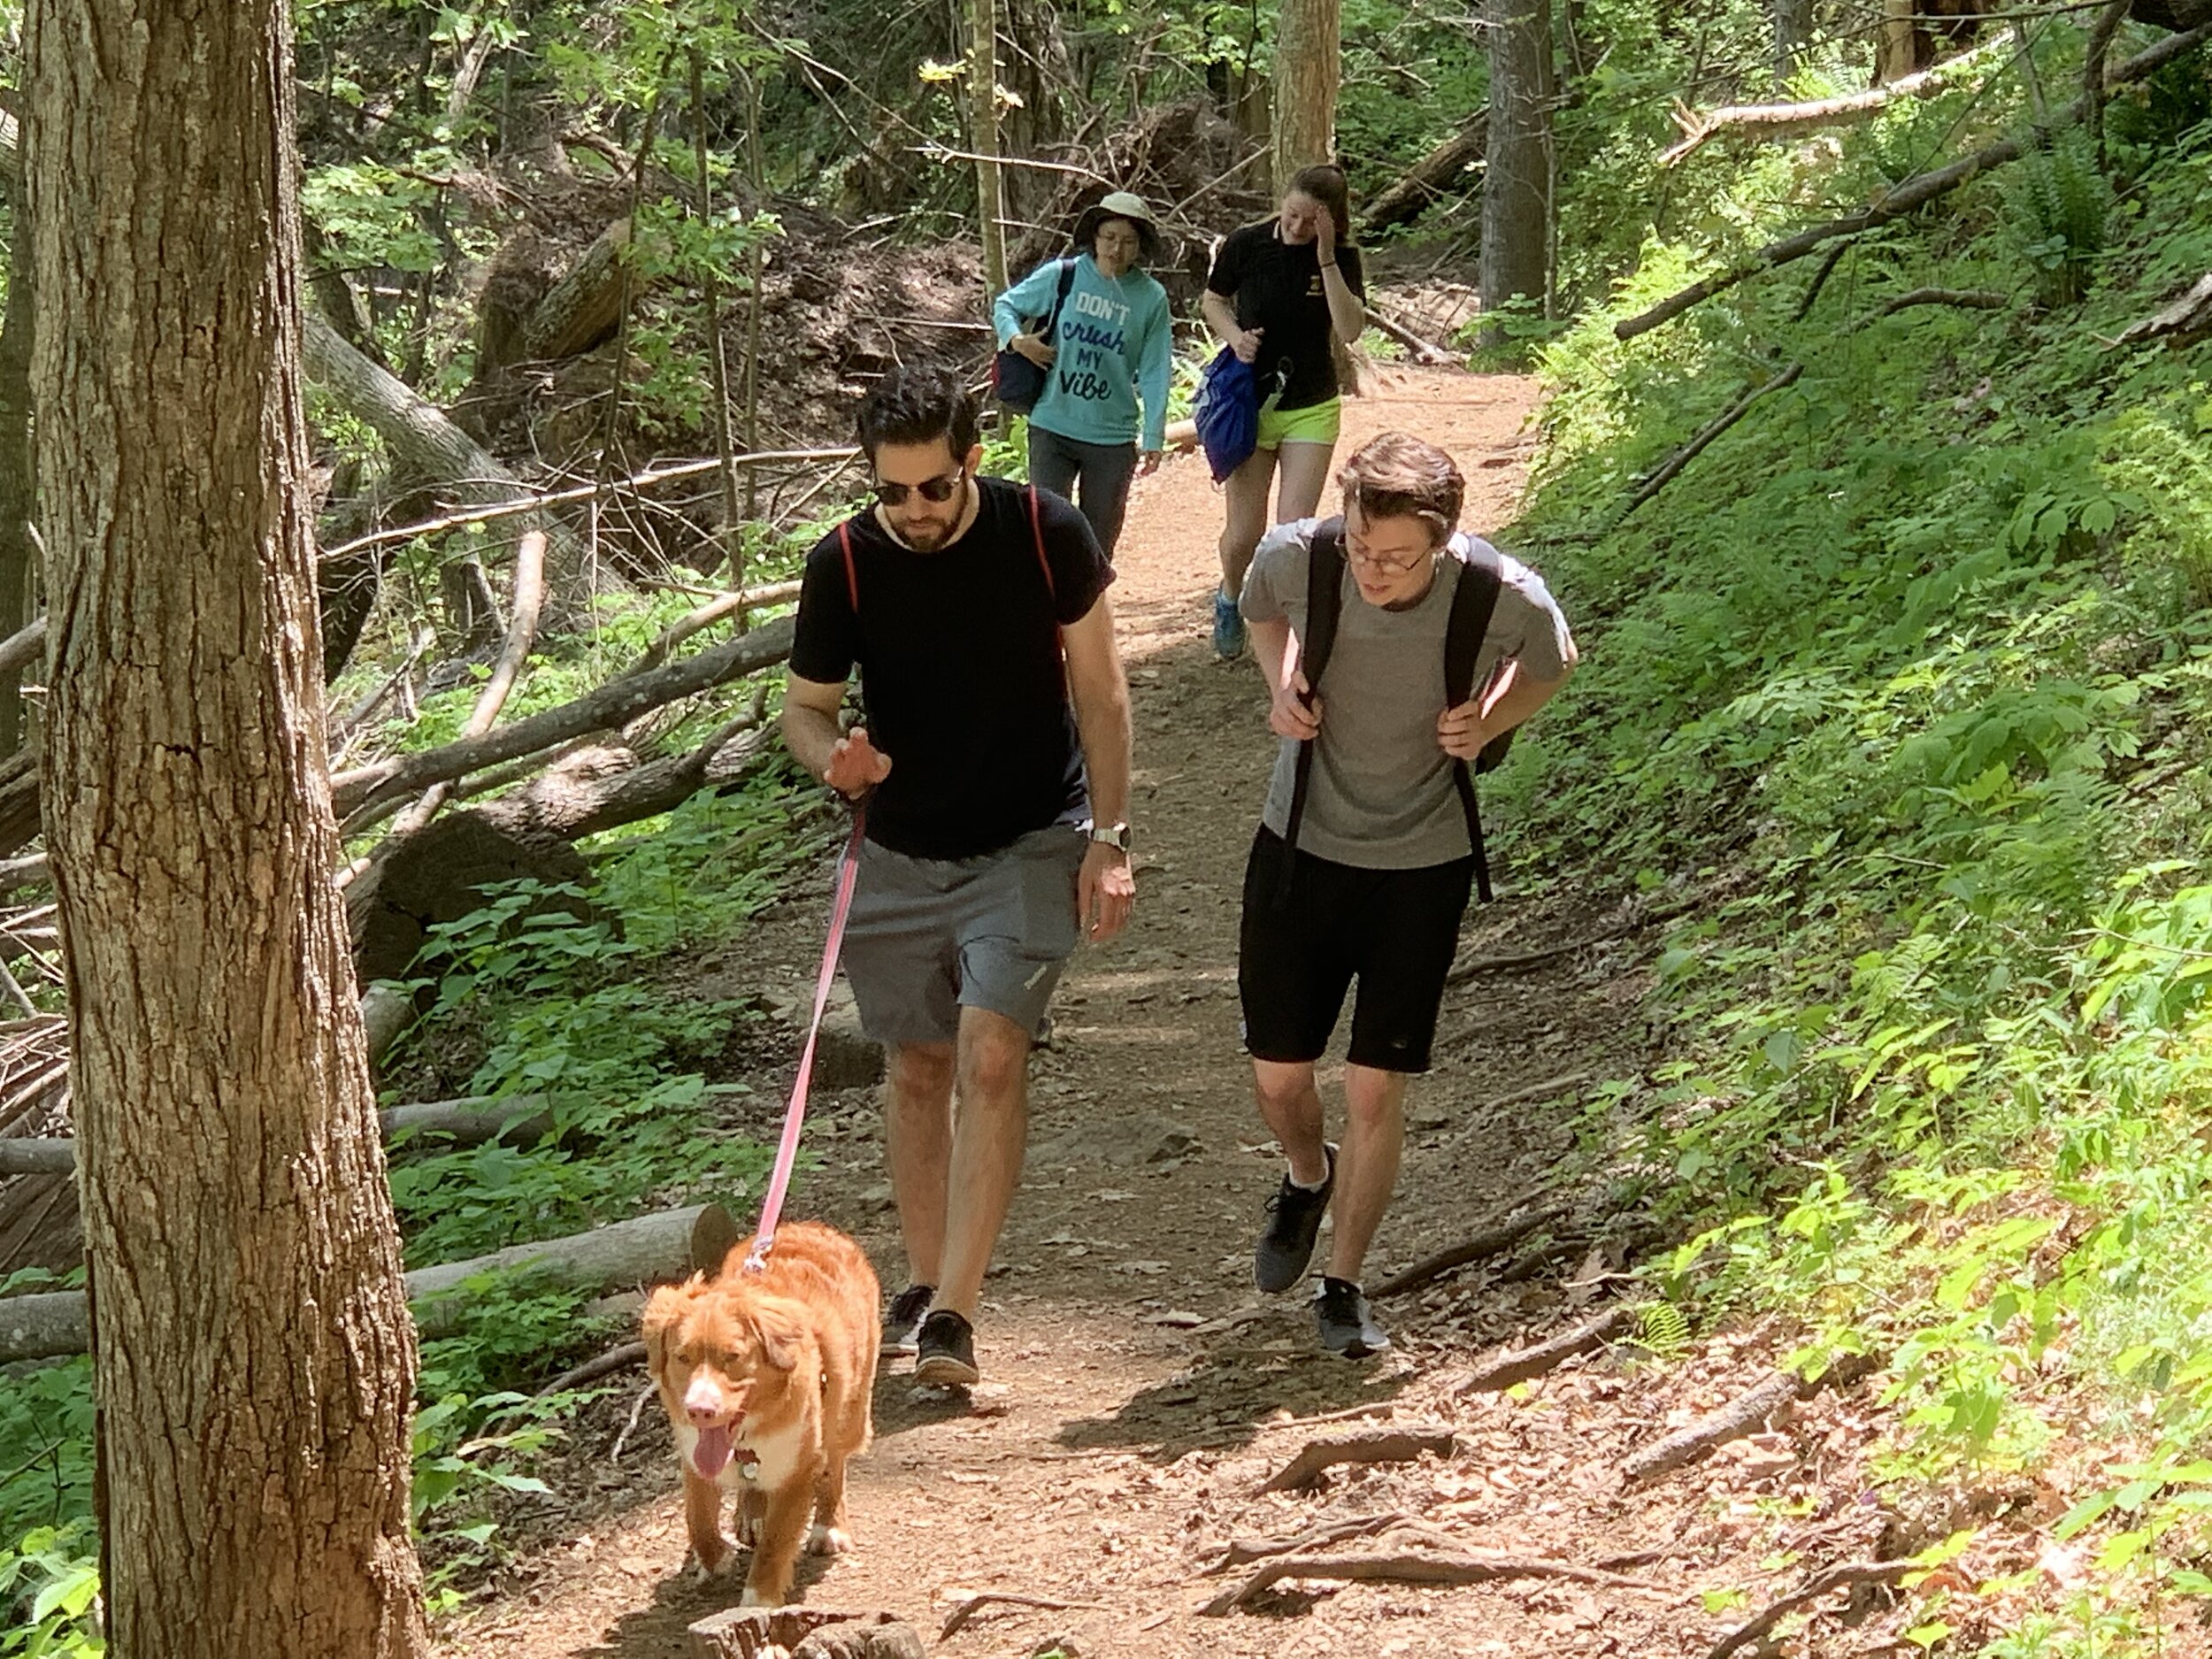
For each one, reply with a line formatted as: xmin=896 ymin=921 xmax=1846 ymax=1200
xmin=1640 ymin=1300 xmax=1693 ymax=1356
xmin=2004 ymin=129 xmax=2114 ymax=307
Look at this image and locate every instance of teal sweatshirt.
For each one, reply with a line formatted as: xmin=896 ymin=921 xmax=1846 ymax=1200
xmin=993 ymin=253 xmax=1172 ymax=453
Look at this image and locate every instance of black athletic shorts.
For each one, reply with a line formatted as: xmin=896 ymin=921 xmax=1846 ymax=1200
xmin=1237 ymin=826 xmax=1473 ymax=1074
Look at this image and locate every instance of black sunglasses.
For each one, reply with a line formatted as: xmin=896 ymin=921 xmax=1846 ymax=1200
xmin=873 ymin=468 xmax=965 ymax=508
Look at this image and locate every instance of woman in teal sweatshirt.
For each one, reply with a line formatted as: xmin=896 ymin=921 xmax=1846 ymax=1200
xmin=993 ymin=190 xmax=1172 ymax=561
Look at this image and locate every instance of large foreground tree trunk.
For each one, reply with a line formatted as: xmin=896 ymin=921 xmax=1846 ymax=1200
xmin=24 ymin=0 xmax=431 ymax=1655
xmin=1273 ymin=0 xmax=1342 ymax=180
xmin=1479 ymin=0 xmax=1555 ymax=341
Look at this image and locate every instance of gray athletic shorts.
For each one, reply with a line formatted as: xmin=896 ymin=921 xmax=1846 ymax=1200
xmin=841 ymin=826 xmax=1087 ymax=1048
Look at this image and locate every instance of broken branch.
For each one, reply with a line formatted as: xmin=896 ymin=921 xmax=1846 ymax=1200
xmin=384 ymin=529 xmax=548 ymax=841
xmin=1870 ymin=286 xmax=2009 ymax=318
xmin=331 ymin=614 xmax=793 ymax=820
xmin=1660 ymin=36 xmax=2013 ymax=166
xmin=1709 ymin=1559 xmax=1917 ymax=1659
xmin=1256 ymin=1426 xmax=1456 ymax=1494
xmin=1621 ymin=362 xmax=1804 ymax=519
xmin=1617 ymin=23 xmax=2212 ymax=342
xmin=1623 ymin=1371 xmax=1808 ymax=1486
xmin=1371 ymin=1197 xmax=1573 ymax=1299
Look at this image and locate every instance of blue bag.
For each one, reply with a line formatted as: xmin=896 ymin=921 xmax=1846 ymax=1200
xmin=1193 ymin=348 xmax=1258 ymax=483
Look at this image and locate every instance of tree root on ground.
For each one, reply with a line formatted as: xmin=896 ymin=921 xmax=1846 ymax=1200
xmin=1455 ymin=1304 xmax=1636 ymax=1395
xmin=1708 ymin=1559 xmax=1916 ymax=1659
xmin=1199 ymin=1542 xmax=1669 ymax=1617
xmin=1256 ymin=1427 xmax=1456 ymax=1494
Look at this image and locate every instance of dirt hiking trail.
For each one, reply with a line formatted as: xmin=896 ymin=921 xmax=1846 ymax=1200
xmin=449 ymin=369 xmax=1889 ymax=1659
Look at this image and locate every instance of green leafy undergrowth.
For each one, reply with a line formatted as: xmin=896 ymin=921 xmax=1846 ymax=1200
xmin=1494 ymin=73 xmax=2212 ymax=1655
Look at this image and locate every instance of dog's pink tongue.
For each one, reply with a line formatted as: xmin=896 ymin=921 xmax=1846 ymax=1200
xmin=690 ymin=1424 xmax=734 ymax=1480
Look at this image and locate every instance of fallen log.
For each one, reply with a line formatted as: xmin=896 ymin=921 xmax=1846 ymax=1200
xmin=0 ymin=1200 xmax=742 ymax=1361
xmin=0 ymin=1095 xmax=557 ymax=1179
xmin=1371 ymin=1197 xmax=1573 ymax=1299
xmin=1256 ymin=1426 xmax=1455 ymax=1494
xmin=331 ymin=613 xmax=793 ymax=820
xmin=1617 ymin=22 xmax=2212 ymax=342
xmin=0 ymin=1139 xmax=72 ymax=1175
xmin=1200 ymin=1544 xmax=1665 ymax=1617
xmin=1456 ymin=1304 xmax=1635 ymax=1394
xmin=303 ymin=312 xmax=590 ymax=595
xmin=1362 ymin=109 xmax=1486 ymax=233
xmin=1659 ymin=36 xmax=2011 ymax=166
xmin=2119 ymin=269 xmax=2212 ymax=344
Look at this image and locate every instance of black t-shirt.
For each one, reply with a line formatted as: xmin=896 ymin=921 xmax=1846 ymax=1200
xmin=1205 ymin=219 xmax=1366 ymax=412
xmin=789 ymin=478 xmax=1113 ymax=861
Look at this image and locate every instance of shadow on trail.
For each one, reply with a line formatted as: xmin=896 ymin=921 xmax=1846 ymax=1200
xmin=1048 ymin=1310 xmax=1418 ymax=1461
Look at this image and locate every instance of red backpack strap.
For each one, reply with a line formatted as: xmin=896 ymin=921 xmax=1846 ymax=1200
xmin=836 ymin=521 xmax=859 ymax=612
xmin=1026 ymin=486 xmax=1057 ymax=605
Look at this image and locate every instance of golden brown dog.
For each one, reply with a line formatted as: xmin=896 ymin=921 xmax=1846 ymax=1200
xmin=641 ymin=1219 xmax=879 ymax=1606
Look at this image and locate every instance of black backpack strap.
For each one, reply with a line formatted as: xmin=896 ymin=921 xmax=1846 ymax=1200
xmin=1275 ymin=519 xmax=1347 ymax=904
xmin=1041 ymin=257 xmax=1079 ymax=343
xmin=1444 ymin=542 xmax=1506 ymax=903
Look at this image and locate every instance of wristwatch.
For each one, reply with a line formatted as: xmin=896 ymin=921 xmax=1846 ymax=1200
xmin=1088 ymin=821 xmax=1131 ymax=854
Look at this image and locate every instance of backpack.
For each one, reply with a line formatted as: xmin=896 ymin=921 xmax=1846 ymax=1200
xmin=1277 ymin=519 xmax=1516 ymax=904
xmin=991 ymin=258 xmax=1079 ymax=415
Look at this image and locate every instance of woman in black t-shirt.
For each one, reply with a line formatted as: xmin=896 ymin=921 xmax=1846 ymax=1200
xmin=1200 ymin=163 xmax=1367 ymax=661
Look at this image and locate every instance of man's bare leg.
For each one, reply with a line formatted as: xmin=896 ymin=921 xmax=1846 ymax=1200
xmin=1326 ymin=1064 xmax=1408 ymax=1285
xmin=1251 ymin=1057 xmax=1331 ymax=1187
xmin=883 ymin=1041 xmax=956 ymax=1290
xmin=932 ymin=1006 xmax=1033 ymax=1318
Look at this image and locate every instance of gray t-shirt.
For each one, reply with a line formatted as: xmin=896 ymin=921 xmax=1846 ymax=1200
xmin=1240 ymin=519 xmax=1573 ymax=870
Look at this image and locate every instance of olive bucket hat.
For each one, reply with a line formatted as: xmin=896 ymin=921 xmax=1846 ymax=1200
xmin=1072 ymin=190 xmax=1163 ymax=264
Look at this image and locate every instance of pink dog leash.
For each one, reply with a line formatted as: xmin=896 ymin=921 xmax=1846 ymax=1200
xmin=743 ymin=802 xmax=867 ymax=1273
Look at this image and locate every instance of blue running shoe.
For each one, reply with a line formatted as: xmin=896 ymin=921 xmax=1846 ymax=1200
xmin=1212 ymin=588 xmax=1247 ymax=660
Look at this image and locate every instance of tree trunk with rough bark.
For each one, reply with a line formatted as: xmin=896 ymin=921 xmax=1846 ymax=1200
xmin=1273 ymin=0 xmax=1342 ymax=180
xmin=23 ymin=0 xmax=431 ymax=1654
xmin=0 ymin=132 xmax=35 ymax=758
xmin=969 ymin=0 xmax=1010 ymax=297
xmin=1479 ymin=0 xmax=1555 ymax=341
xmin=1877 ymin=0 xmax=1919 ymax=81
xmin=1771 ymin=0 xmax=1815 ymax=79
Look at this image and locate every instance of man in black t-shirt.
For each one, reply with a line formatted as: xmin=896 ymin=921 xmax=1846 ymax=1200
xmin=781 ymin=366 xmax=1136 ymax=1388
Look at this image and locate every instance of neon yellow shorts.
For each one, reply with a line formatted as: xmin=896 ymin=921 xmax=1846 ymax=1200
xmin=1256 ymin=396 xmax=1341 ymax=449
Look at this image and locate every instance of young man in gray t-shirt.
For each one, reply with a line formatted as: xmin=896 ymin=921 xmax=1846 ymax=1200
xmin=1236 ymin=431 xmax=1577 ymax=1356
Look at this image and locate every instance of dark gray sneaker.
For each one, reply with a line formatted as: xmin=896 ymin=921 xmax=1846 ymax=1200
xmin=1253 ymin=1144 xmax=1337 ymax=1294
xmin=881 ymin=1283 xmax=933 ymax=1358
xmin=1315 ymin=1277 xmax=1390 ymax=1358
xmin=913 ymin=1309 xmax=980 ymax=1386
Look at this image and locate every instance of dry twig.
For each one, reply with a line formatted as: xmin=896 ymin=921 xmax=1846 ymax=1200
xmin=540 ymin=1339 xmax=649 ymax=1397
xmin=1203 ymin=1511 xmax=1412 ymax=1574
xmin=1200 ymin=1546 xmax=1667 ymax=1617
xmin=938 ymin=1591 xmax=1104 ymax=1640
xmin=1457 ymin=1304 xmax=1635 ymax=1395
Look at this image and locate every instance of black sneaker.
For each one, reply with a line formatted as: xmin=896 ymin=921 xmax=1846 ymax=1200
xmin=1315 ymin=1277 xmax=1390 ymax=1358
xmin=913 ymin=1309 xmax=980 ymax=1386
xmin=1253 ymin=1144 xmax=1337 ymax=1294
xmin=881 ymin=1283 xmax=933 ymax=1357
